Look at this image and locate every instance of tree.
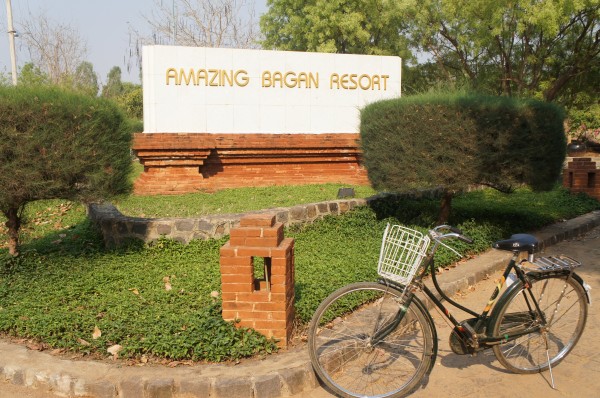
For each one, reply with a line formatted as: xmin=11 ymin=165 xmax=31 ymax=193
xmin=360 ymin=93 xmax=566 ymax=223
xmin=101 ymin=67 xmax=142 ymax=120
xmin=73 ymin=61 xmax=99 ymax=96
xmin=17 ymin=63 xmax=50 ymax=87
xmin=0 ymin=86 xmax=132 ymax=256
xmin=126 ymin=0 xmax=259 ymax=80
xmin=143 ymin=0 xmax=259 ymax=48
xmin=406 ymin=0 xmax=600 ymax=102
xmin=102 ymin=66 xmax=124 ymax=98
xmin=116 ymin=83 xmax=143 ymax=120
xmin=18 ymin=10 xmax=88 ymax=85
xmin=261 ymin=0 xmax=411 ymax=57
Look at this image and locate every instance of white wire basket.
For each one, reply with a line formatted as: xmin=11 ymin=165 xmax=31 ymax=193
xmin=377 ymin=224 xmax=431 ymax=285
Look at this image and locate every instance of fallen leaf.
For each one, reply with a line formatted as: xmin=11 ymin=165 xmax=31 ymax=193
xmin=163 ymin=276 xmax=172 ymax=291
xmin=26 ymin=342 xmax=44 ymax=351
xmin=92 ymin=326 xmax=102 ymax=340
xmin=129 ymin=288 xmax=140 ymax=295
xmin=78 ymin=338 xmax=91 ymax=346
xmin=107 ymin=344 xmax=123 ymax=360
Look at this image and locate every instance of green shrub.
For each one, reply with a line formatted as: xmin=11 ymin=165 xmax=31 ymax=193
xmin=0 ymin=85 xmax=132 ymax=255
xmin=360 ymin=92 xmax=567 ymax=221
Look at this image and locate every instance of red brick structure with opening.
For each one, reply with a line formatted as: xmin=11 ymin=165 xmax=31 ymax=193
xmin=220 ymin=213 xmax=295 ymax=347
xmin=563 ymin=157 xmax=600 ymax=201
xmin=132 ymin=133 xmax=368 ymax=195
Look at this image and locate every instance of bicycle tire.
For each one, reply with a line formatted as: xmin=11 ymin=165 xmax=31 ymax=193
xmin=490 ymin=273 xmax=588 ymax=374
xmin=308 ymin=282 xmax=436 ymax=398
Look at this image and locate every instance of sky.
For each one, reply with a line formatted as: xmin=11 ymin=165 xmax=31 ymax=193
xmin=0 ymin=0 xmax=268 ymax=85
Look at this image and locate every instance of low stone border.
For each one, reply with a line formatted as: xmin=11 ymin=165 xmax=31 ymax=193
xmin=87 ymin=198 xmax=367 ymax=248
xmin=87 ymin=187 xmax=450 ymax=248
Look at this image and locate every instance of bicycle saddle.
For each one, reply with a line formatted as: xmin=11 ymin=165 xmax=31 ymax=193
xmin=492 ymin=233 xmax=539 ymax=253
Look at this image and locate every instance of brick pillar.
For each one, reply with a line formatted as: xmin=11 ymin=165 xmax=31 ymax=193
xmin=563 ymin=157 xmax=600 ymax=201
xmin=220 ymin=213 xmax=295 ymax=347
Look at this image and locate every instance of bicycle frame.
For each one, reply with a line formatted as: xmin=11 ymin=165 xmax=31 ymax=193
xmin=378 ymin=250 xmax=546 ymax=350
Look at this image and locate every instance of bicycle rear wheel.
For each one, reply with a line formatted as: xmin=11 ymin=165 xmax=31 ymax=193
xmin=491 ymin=273 xmax=588 ymax=373
xmin=308 ymin=282 xmax=436 ymax=398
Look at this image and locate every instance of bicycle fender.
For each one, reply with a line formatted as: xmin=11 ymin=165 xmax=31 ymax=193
xmin=489 ymin=270 xmax=591 ymax=331
xmin=410 ymin=294 xmax=439 ymax=375
xmin=527 ymin=270 xmax=591 ymax=305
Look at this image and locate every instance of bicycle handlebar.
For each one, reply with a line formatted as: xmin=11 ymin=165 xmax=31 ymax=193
xmin=430 ymin=225 xmax=474 ymax=244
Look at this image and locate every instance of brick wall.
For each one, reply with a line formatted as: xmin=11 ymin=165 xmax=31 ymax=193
xmin=132 ymin=133 xmax=368 ymax=195
xmin=563 ymin=157 xmax=600 ymax=201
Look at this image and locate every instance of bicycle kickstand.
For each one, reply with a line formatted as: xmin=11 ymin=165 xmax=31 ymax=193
xmin=543 ymin=334 xmax=556 ymax=390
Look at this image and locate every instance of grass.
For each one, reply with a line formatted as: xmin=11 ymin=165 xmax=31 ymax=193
xmin=113 ymin=161 xmax=378 ymax=218
xmin=0 ymin=182 xmax=377 ymax=248
xmin=113 ymin=184 xmax=377 ymax=218
xmin=1 ymin=185 xmax=599 ymax=362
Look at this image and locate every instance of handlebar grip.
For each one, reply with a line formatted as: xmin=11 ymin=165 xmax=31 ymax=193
xmin=448 ymin=226 xmax=473 ymax=244
xmin=449 ymin=226 xmax=463 ymax=235
xmin=458 ymin=235 xmax=474 ymax=244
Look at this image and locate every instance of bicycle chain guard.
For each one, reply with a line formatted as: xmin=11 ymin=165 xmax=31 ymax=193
xmin=449 ymin=318 xmax=479 ymax=355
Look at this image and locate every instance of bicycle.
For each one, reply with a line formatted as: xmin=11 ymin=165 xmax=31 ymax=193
xmin=308 ymin=224 xmax=592 ymax=398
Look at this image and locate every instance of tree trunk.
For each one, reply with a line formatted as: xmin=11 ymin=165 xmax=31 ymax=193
xmin=437 ymin=190 xmax=453 ymax=225
xmin=4 ymin=207 xmax=21 ymax=256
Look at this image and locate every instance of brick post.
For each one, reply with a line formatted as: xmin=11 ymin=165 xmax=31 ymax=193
xmin=563 ymin=157 xmax=600 ymax=201
xmin=220 ymin=213 xmax=295 ymax=347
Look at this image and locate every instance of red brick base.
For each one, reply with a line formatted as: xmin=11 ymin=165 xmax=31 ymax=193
xmin=132 ymin=133 xmax=368 ymax=194
xmin=563 ymin=157 xmax=600 ymax=200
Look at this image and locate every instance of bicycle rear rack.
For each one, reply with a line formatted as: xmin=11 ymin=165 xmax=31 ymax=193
xmin=531 ymin=255 xmax=581 ymax=272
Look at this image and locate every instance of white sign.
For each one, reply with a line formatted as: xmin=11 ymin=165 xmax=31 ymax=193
xmin=142 ymin=46 xmax=401 ymax=134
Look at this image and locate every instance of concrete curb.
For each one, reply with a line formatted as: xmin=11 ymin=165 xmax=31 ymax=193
xmin=2 ymin=210 xmax=600 ymax=397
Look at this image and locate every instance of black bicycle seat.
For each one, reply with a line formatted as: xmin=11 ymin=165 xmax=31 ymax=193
xmin=492 ymin=233 xmax=539 ymax=253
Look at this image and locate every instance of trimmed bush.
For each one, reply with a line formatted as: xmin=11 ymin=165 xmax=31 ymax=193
xmin=360 ymin=92 xmax=566 ymax=221
xmin=0 ymin=85 xmax=132 ymax=255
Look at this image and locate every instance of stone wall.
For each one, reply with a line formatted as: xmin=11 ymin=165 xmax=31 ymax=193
xmin=87 ymin=198 xmax=367 ymax=248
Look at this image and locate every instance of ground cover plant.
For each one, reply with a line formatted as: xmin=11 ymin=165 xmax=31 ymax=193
xmin=0 ymin=186 xmax=598 ymax=362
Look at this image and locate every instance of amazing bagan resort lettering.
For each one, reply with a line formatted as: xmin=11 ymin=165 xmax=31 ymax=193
xmin=262 ymin=71 xmax=319 ymax=89
xmin=329 ymin=73 xmax=389 ymax=90
xmin=166 ymin=68 xmax=390 ymax=91
xmin=166 ymin=68 xmax=250 ymax=87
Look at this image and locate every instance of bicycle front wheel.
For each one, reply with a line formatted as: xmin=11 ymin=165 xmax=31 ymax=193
xmin=491 ymin=273 xmax=588 ymax=374
xmin=308 ymin=282 xmax=436 ymax=398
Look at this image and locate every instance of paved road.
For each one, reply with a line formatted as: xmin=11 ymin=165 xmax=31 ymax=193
xmin=296 ymin=225 xmax=600 ymax=398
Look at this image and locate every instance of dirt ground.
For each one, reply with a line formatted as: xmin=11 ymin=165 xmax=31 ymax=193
xmin=297 ymin=225 xmax=600 ymax=398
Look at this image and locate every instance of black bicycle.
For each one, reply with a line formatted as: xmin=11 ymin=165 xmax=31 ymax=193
xmin=308 ymin=224 xmax=591 ymax=398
